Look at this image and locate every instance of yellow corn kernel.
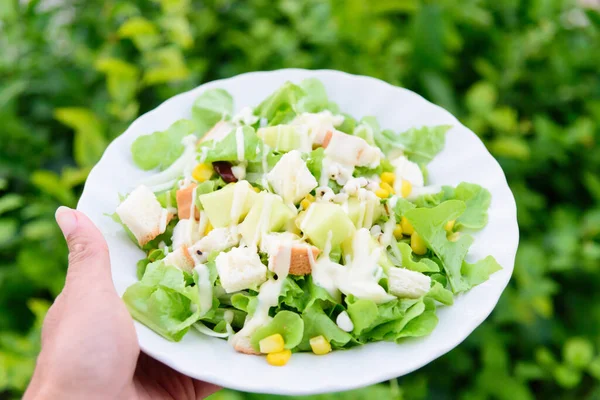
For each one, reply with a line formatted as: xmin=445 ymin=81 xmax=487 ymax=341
xmin=305 ymin=193 xmax=315 ymax=202
xmin=444 ymin=219 xmax=455 ymax=232
xmin=266 ymin=349 xmax=292 ymax=366
xmin=380 ymin=172 xmax=395 ymax=185
xmin=447 ymin=232 xmax=461 ymax=242
xmin=300 ymin=198 xmax=312 ymax=210
xmin=379 ymin=181 xmax=395 ymax=194
xmin=192 ymin=163 xmax=213 ymax=182
xmin=259 ymin=334 xmax=285 ymax=354
xmin=309 ymin=335 xmax=332 ymax=355
xmin=393 ymin=224 xmax=403 ymax=239
xmin=375 ymin=188 xmax=390 ymax=199
xmin=252 ymin=186 xmax=261 ymax=193
xmin=400 ymin=216 xmax=414 ymax=235
xmin=400 ymin=179 xmax=412 ymax=198
xmin=411 ymin=231 xmax=427 ymax=255
xmin=204 ymin=221 xmax=213 ymax=235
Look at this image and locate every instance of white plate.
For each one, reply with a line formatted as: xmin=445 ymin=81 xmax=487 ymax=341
xmin=78 ymin=69 xmax=518 ymax=395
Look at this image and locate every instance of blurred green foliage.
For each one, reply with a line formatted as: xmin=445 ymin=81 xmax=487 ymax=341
xmin=1 ymin=0 xmax=599 ymax=398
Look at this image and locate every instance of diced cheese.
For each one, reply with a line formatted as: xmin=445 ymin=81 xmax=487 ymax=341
xmin=324 ymin=130 xmax=381 ymax=167
xmin=171 ymin=218 xmax=202 ymax=250
xmin=392 ymin=156 xmax=424 ymax=190
xmin=387 ymin=267 xmax=431 ymax=299
xmin=162 ymin=246 xmax=195 ymax=272
xmin=188 ymin=227 xmax=240 ymax=263
xmin=215 ymin=246 xmax=268 ymax=293
xmin=290 ymin=111 xmax=344 ymax=146
xmin=267 ymin=150 xmax=318 ymax=204
xmin=116 ymin=185 xmax=171 ymax=246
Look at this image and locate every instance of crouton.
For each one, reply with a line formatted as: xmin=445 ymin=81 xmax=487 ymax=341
xmin=176 ymin=183 xmax=200 ymax=220
xmin=116 ymin=185 xmax=173 ymax=246
xmin=215 ymin=246 xmax=267 ymax=293
xmin=162 ymin=246 xmax=195 ymax=273
xmin=270 ymin=243 xmax=320 ymax=276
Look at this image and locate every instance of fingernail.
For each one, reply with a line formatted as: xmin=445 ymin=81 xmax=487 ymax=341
xmin=55 ymin=206 xmax=77 ymax=237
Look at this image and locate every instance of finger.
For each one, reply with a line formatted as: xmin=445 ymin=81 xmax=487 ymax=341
xmin=55 ymin=207 xmax=113 ymax=293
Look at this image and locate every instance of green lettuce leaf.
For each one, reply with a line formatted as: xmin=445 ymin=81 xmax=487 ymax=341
xmin=122 ymin=262 xmax=203 ymax=341
xmin=230 ymin=292 xmax=258 ymax=315
xmin=427 ymin=281 xmax=454 ymax=305
xmin=306 ymin=147 xmax=325 ymax=182
xmin=397 ymin=242 xmax=440 ymax=272
xmin=462 ymin=255 xmax=502 ymax=287
xmin=395 ymin=298 xmax=438 ymax=340
xmin=362 ymin=298 xmax=427 ymax=342
xmin=404 ymin=200 xmax=475 ymax=293
xmin=255 ymin=81 xmax=305 ymax=120
xmin=131 ymin=119 xmax=195 ymax=171
xmin=297 ymin=302 xmax=353 ymax=351
xmin=192 ymin=89 xmax=233 ymax=135
xmin=279 ymin=277 xmax=311 ymax=312
xmin=336 ymin=113 xmax=357 ymax=134
xmin=354 ymin=116 xmax=379 ymax=145
xmin=452 ymin=182 xmax=492 ymax=230
xmin=200 ymin=126 xmax=261 ymax=162
xmin=297 ymin=78 xmax=330 ymax=113
xmin=250 ymin=311 xmax=304 ymax=351
xmin=393 ymin=197 xmax=417 ymax=218
xmin=379 ymin=125 xmax=450 ymax=164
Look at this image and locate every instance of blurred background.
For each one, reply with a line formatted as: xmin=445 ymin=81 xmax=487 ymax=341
xmin=1 ymin=0 xmax=599 ymax=398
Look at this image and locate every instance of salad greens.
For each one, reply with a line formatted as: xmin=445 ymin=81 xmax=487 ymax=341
xmin=113 ymin=78 xmax=501 ymax=364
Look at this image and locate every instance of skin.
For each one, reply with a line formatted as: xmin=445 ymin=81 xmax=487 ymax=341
xmin=24 ymin=207 xmax=220 ymax=400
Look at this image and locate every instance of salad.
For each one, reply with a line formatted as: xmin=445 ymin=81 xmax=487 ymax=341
xmin=113 ymin=78 xmax=501 ymax=367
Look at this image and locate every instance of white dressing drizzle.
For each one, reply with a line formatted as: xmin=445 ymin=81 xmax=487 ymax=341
xmin=143 ymin=134 xmax=197 ymax=192
xmin=194 ymin=263 xmax=213 ymax=316
xmin=233 ymin=243 xmax=291 ymax=342
xmin=309 ymin=229 xmax=395 ymax=304
xmin=235 ymin=127 xmax=245 ymax=161
xmin=230 ymin=182 xmax=248 ymax=226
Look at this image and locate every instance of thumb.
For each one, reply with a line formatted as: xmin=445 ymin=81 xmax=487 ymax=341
xmin=55 ymin=206 xmax=114 ymax=293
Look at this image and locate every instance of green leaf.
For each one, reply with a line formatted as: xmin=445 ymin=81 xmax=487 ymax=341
xmin=305 ymin=147 xmax=325 ymax=182
xmin=192 ymin=89 xmax=234 ymax=135
xmin=396 ymin=242 xmax=440 ymax=272
xmin=200 ymin=126 xmax=261 ymax=163
xmin=427 ymin=281 xmax=454 ymax=306
xmin=122 ymin=262 xmax=203 ymax=341
xmin=54 ymin=108 xmax=107 ymax=168
xmin=250 ymin=311 xmax=304 ymax=351
xmin=297 ymin=78 xmax=329 ymax=113
xmin=563 ymin=337 xmax=594 ymax=369
xmin=255 ymin=81 xmax=305 ymax=120
xmin=131 ymin=119 xmax=195 ymax=171
xmin=297 ymin=302 xmax=353 ymax=351
xmin=394 ymin=125 xmax=450 ymax=165
xmin=461 ymin=256 xmax=502 ymax=288
xmin=404 ymin=200 xmax=475 ymax=293
xmin=395 ymin=298 xmax=438 ymax=339
xmin=452 ymin=183 xmax=492 ymax=231
xmin=117 ymin=16 xmax=160 ymax=50
xmin=0 ymin=194 xmax=24 ymax=215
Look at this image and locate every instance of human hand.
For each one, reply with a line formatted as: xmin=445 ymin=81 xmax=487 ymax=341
xmin=24 ymin=207 xmax=220 ymax=400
